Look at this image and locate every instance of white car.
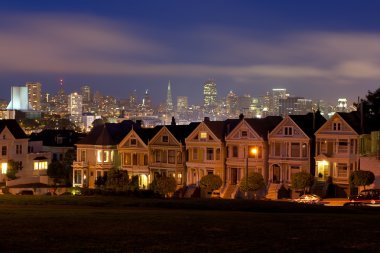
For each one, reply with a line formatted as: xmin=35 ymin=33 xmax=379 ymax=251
xmin=293 ymin=194 xmax=321 ymax=204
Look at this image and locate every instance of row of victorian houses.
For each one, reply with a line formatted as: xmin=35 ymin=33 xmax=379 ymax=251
xmin=72 ymin=111 xmax=380 ymax=198
xmin=0 ymin=110 xmax=378 ymax=198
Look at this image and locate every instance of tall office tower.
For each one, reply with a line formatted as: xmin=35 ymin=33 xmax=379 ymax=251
xmin=279 ymin=96 xmax=304 ymax=116
xmin=68 ymin=92 xmax=83 ymax=116
xmin=166 ymin=80 xmax=174 ymax=112
xmin=129 ymin=89 xmax=138 ymax=110
xmin=203 ymin=79 xmax=217 ymax=111
xmin=226 ymin=90 xmax=238 ymax=116
xmin=7 ymin=86 xmax=30 ymax=111
xmin=26 ymin=82 xmax=42 ymax=111
xmin=237 ymin=94 xmax=252 ymax=115
xmin=81 ymin=85 xmax=92 ymax=104
xmin=295 ymin=98 xmax=313 ymax=115
xmin=271 ymin=88 xmax=287 ymax=116
xmin=176 ymin=96 xmax=188 ymax=113
xmin=142 ymin=89 xmax=152 ymax=110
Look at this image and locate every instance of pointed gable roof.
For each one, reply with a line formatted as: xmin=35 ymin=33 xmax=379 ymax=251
xmin=245 ymin=116 xmax=283 ymax=140
xmin=289 ymin=112 xmax=326 ymax=137
xmin=204 ymin=119 xmax=240 ymax=140
xmin=165 ymin=122 xmax=200 ymax=144
xmin=134 ymin=126 xmax=163 ymax=145
xmin=77 ymin=120 xmax=139 ymax=145
xmin=0 ymin=120 xmax=28 ymax=139
xmin=336 ymin=111 xmax=362 ymax=134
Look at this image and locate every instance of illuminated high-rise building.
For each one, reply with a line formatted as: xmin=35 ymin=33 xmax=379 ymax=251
xmin=26 ymin=82 xmax=42 ymax=111
xmin=226 ymin=90 xmax=238 ymax=116
xmin=203 ymin=79 xmax=217 ymax=111
xmin=271 ymin=88 xmax=287 ymax=115
xmin=166 ymin=80 xmax=173 ymax=112
xmin=7 ymin=86 xmax=30 ymax=111
xmin=142 ymin=89 xmax=152 ymax=110
xmin=176 ymin=96 xmax=188 ymax=113
xmin=81 ymin=85 xmax=92 ymax=104
xmin=68 ymin=92 xmax=83 ymax=116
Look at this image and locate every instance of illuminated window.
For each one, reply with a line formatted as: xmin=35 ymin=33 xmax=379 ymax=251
xmin=34 ymin=161 xmax=48 ymax=170
xmin=200 ymin=132 xmax=207 ymax=141
xmin=97 ymin=150 xmax=110 ymax=163
xmin=74 ymin=170 xmax=82 ymax=184
xmin=1 ymin=163 xmax=7 ymax=174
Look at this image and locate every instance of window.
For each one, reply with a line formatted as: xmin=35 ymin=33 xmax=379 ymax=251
xmin=333 ymin=122 xmax=341 ymax=131
xmin=193 ymin=148 xmax=198 ymax=160
xmin=338 ymin=140 xmax=348 ymax=153
xmin=301 ymin=143 xmax=307 ymax=157
xmin=232 ymin=146 xmax=238 ymax=157
xmin=16 ymin=145 xmax=22 ymax=155
xmin=74 ymin=170 xmax=82 ymax=184
xmin=34 ymin=161 xmax=47 ymax=170
xmin=200 ymin=132 xmax=207 ymax=141
xmin=132 ymin=153 xmax=138 ymax=165
xmin=130 ymin=138 xmax=137 ymax=146
xmin=162 ymin=136 xmax=169 ymax=143
xmin=124 ymin=153 xmax=131 ymax=165
xmin=155 ymin=150 xmax=161 ymax=162
xmin=241 ymin=131 xmax=248 ymax=137
xmin=2 ymin=146 xmax=6 ymax=156
xmin=206 ymin=148 xmax=214 ymax=160
xmin=291 ymin=143 xmax=300 ymax=157
xmin=337 ymin=163 xmax=348 ymax=177
xmin=97 ymin=150 xmax=110 ymax=163
xmin=216 ymin=148 xmax=221 ymax=160
xmin=1 ymin=163 xmax=7 ymax=174
xmin=168 ymin=150 xmax=176 ymax=164
xmin=144 ymin=154 xmax=148 ymax=165
xmin=284 ymin=127 xmax=293 ymax=136
xmin=177 ymin=152 xmax=182 ymax=164
xmin=80 ymin=150 xmax=86 ymax=162
xmin=162 ymin=150 xmax=167 ymax=163
xmin=274 ymin=143 xmax=281 ymax=156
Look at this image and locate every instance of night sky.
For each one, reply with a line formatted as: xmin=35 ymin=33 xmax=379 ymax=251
xmin=1 ymin=0 xmax=380 ymax=105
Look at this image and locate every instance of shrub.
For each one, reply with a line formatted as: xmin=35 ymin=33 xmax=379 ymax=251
xmin=199 ymin=174 xmax=222 ymax=192
xmin=291 ymin=171 xmax=314 ymax=195
xmin=349 ymin=170 xmax=375 ymax=190
xmin=153 ymin=176 xmax=177 ymax=197
xmin=239 ymin=172 xmax=265 ymax=199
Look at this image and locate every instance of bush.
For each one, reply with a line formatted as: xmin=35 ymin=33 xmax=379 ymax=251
xmin=291 ymin=171 xmax=314 ymax=194
xmin=199 ymin=174 xmax=222 ymax=192
xmin=152 ymin=176 xmax=177 ymax=197
xmin=239 ymin=172 xmax=265 ymax=199
xmin=349 ymin=170 xmax=375 ymax=190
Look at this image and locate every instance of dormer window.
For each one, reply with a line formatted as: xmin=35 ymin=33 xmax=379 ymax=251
xmin=333 ymin=122 xmax=341 ymax=131
xmin=284 ymin=127 xmax=293 ymax=136
xmin=130 ymin=138 xmax=137 ymax=146
xmin=162 ymin=136 xmax=169 ymax=143
xmin=200 ymin=132 xmax=207 ymax=141
xmin=241 ymin=131 xmax=248 ymax=137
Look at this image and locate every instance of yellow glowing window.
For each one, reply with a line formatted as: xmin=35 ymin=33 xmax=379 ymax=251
xmin=1 ymin=163 xmax=7 ymax=174
xmin=34 ymin=161 xmax=47 ymax=170
xmin=200 ymin=132 xmax=207 ymax=140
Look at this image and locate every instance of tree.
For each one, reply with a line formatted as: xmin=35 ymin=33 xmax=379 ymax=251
xmin=200 ymin=174 xmax=222 ymax=193
xmin=105 ymin=167 xmax=130 ymax=192
xmin=6 ymin=160 xmax=19 ymax=180
xmin=239 ymin=172 xmax=266 ymax=199
xmin=349 ymin=170 xmax=375 ymax=190
xmin=291 ymin=171 xmax=314 ymax=195
xmin=153 ymin=176 xmax=177 ymax=197
xmin=47 ymin=149 xmax=76 ymax=186
xmin=355 ymin=87 xmax=380 ymax=131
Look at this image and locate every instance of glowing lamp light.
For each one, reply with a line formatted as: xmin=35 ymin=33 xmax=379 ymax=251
xmin=250 ymin=147 xmax=258 ymax=155
xmin=321 ymin=160 xmax=328 ymax=166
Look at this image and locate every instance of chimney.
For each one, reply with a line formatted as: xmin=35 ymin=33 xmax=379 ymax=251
xmin=171 ymin=116 xmax=176 ymax=126
xmin=204 ymin=117 xmax=210 ymax=122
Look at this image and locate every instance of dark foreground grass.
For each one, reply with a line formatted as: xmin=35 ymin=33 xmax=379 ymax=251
xmin=0 ymin=195 xmax=379 ymax=252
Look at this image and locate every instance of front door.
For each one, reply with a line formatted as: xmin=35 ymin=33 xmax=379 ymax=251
xmin=231 ymin=168 xmax=238 ymax=185
xmin=272 ymin=165 xmax=280 ymax=183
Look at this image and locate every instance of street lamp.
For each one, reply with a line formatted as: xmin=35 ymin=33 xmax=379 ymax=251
xmin=245 ymin=146 xmax=258 ymax=198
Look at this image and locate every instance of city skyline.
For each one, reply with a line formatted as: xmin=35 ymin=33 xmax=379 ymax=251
xmin=1 ymin=1 xmax=380 ymax=105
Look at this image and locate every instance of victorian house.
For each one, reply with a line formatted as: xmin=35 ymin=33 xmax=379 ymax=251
xmin=315 ymin=112 xmax=361 ymax=195
xmin=268 ymin=112 xmax=326 ymax=198
xmin=224 ymin=116 xmax=282 ymax=198
xmin=73 ymin=121 xmax=138 ymax=188
xmin=148 ymin=123 xmax=199 ymax=187
xmin=118 ymin=126 xmax=162 ymax=189
xmin=185 ymin=118 xmax=239 ymax=186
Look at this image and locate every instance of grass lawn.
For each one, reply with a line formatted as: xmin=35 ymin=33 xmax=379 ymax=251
xmin=0 ymin=195 xmax=379 ymax=252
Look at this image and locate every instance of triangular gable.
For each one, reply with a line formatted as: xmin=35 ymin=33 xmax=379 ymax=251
xmin=225 ymin=119 xmax=262 ymax=141
xmin=149 ymin=126 xmax=181 ymax=146
xmin=315 ymin=113 xmax=359 ymax=136
xmin=0 ymin=126 xmax=16 ymax=141
xmin=118 ymin=129 xmax=147 ymax=149
xmin=269 ymin=116 xmax=309 ymax=139
xmin=185 ymin=122 xmax=221 ymax=143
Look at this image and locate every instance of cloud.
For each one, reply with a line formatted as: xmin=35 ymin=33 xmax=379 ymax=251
xmin=0 ymin=12 xmax=380 ymax=89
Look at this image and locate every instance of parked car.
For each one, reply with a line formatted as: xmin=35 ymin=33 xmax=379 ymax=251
xmin=16 ymin=190 xmax=34 ymax=195
xmin=348 ymin=189 xmax=380 ymax=204
xmin=293 ymin=194 xmax=322 ymax=204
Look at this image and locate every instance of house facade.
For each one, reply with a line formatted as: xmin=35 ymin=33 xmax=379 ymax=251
xmin=315 ymin=112 xmax=361 ymax=194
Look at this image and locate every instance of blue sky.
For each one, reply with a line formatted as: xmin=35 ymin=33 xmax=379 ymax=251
xmin=1 ymin=1 xmax=380 ymax=105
